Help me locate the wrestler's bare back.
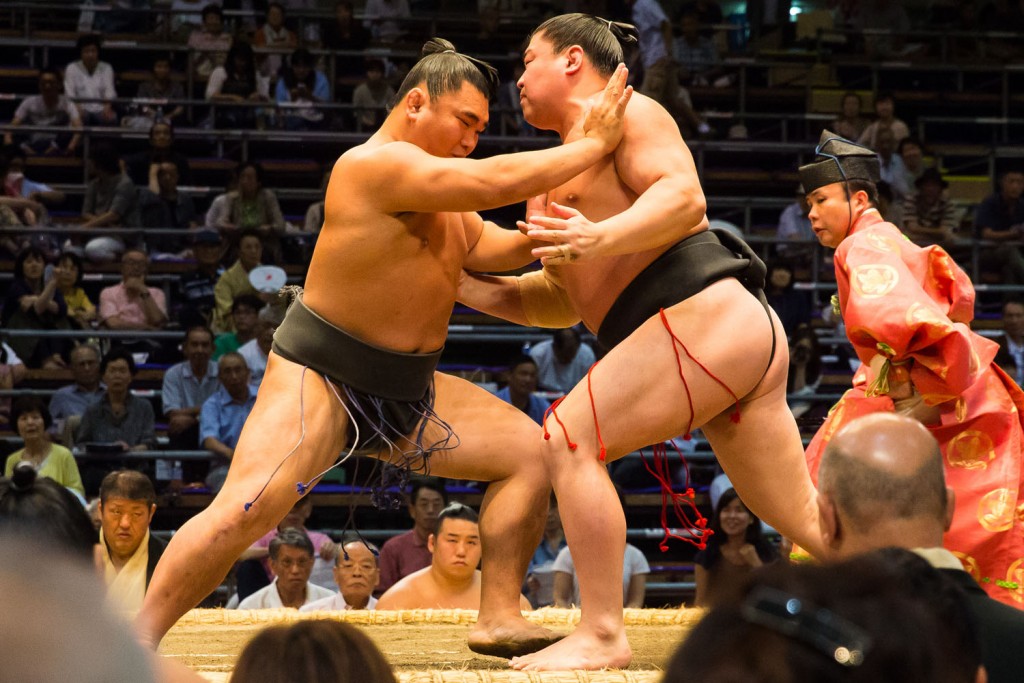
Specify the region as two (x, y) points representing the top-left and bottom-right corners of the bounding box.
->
(543, 94), (709, 331)
(303, 143), (473, 354)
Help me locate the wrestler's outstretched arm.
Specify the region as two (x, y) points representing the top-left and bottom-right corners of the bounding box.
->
(525, 94), (707, 264)
(356, 67), (631, 215)
(458, 268), (580, 329)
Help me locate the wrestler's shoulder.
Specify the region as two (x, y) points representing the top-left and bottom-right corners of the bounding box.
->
(336, 139), (425, 169)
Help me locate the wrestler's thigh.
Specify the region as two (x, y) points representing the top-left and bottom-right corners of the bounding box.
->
(553, 279), (775, 460)
(410, 372), (545, 482)
(216, 352), (349, 504)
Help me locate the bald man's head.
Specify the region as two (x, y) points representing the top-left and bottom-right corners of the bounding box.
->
(820, 413), (948, 537)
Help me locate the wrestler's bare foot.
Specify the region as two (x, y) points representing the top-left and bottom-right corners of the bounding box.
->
(509, 624), (631, 671)
(468, 616), (566, 658)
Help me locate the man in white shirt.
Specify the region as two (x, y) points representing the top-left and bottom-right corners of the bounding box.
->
(301, 539), (380, 611)
(238, 305), (282, 387)
(64, 34), (118, 126)
(529, 328), (596, 394)
(236, 528), (335, 609)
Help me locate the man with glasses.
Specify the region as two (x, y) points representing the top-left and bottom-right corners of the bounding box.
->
(235, 527), (334, 609)
(98, 248), (168, 331)
(49, 344), (104, 441)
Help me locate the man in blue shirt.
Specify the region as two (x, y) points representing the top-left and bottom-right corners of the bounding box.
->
(49, 344), (103, 441)
(162, 325), (219, 483)
(495, 355), (550, 426)
(200, 352), (257, 491)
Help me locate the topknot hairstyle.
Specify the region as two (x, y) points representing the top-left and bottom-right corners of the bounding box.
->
(395, 38), (499, 102)
(531, 14), (637, 75)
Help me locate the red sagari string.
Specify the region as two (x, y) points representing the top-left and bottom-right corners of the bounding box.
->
(542, 396), (577, 450)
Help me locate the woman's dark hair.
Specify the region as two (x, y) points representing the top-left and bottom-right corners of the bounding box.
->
(699, 488), (774, 569)
(58, 251), (86, 288)
(225, 41), (258, 86)
(100, 346), (137, 376)
(395, 38), (499, 102)
(284, 48), (316, 90)
(202, 3), (223, 20)
(76, 33), (102, 54)
(0, 464), (97, 560)
(11, 396), (53, 430)
(237, 161), (265, 186)
(13, 245), (46, 283)
(530, 14), (638, 76)
(230, 620), (397, 683)
(149, 119), (174, 142)
(788, 323), (822, 391)
(89, 143), (122, 176)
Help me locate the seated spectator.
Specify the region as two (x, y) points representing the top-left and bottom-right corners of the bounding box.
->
(553, 539), (649, 608)
(377, 478), (447, 593)
(0, 339), (27, 425)
(679, 0), (723, 37)
(673, 11), (722, 86)
(664, 551), (985, 683)
(765, 261), (812, 340)
(170, 0), (206, 41)
(974, 169), (1024, 285)
(214, 293), (262, 357)
(301, 538), (380, 611)
(236, 528), (336, 609)
(239, 303), (282, 386)
(4, 397), (84, 497)
(852, 0), (913, 59)
(494, 355), (549, 425)
(525, 495), (565, 608)
(124, 120), (193, 186)
(212, 230), (263, 333)
(80, 145), (139, 261)
(254, 2), (298, 80)
(204, 167), (238, 232)
(320, 0), (370, 83)
(178, 229), (225, 329)
(188, 3), (232, 80)
(229, 620), (396, 683)
(3, 246), (73, 369)
(161, 326), (219, 465)
(199, 352), (256, 491)
(875, 179), (904, 229)
(529, 327), (596, 394)
(53, 252), (97, 329)
(98, 249), (168, 331)
(206, 41), (270, 130)
(64, 34), (118, 127)
(353, 59), (395, 132)
(362, 0), (411, 43)
(210, 163), (285, 262)
(133, 56), (186, 125)
(902, 167), (957, 248)
(775, 184), (814, 256)
(897, 136), (929, 189)
(874, 126), (910, 201)
(994, 299), (1024, 386)
(551, 486), (648, 609)
(830, 91), (869, 142)
(857, 91), (910, 149)
(3, 68), (82, 156)
(240, 495), (338, 596)
(138, 162), (199, 256)
(76, 347), (156, 458)
(816, 412), (1024, 682)
(97, 470), (166, 616)
(378, 503), (530, 610)
(787, 322), (823, 407)
(48, 343), (104, 440)
(693, 487), (778, 607)
(2, 144), (65, 232)
(276, 48), (330, 131)
(303, 170), (329, 235)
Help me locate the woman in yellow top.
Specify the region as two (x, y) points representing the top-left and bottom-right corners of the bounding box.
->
(55, 251), (96, 328)
(4, 397), (84, 496)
